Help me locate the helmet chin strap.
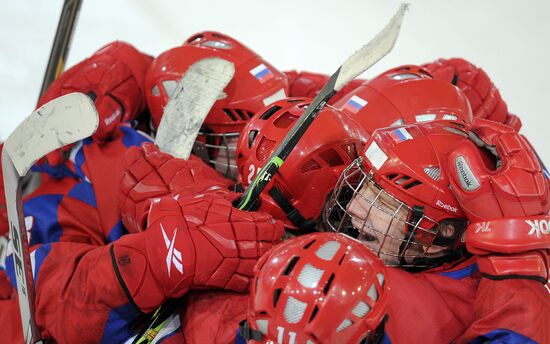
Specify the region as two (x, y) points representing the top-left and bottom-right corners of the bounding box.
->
(269, 186), (317, 230)
(398, 205), (424, 267)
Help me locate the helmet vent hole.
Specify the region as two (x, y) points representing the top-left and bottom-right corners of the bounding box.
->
(387, 174), (398, 180)
(315, 241), (341, 261)
(377, 272), (385, 286)
(259, 105), (281, 120)
(186, 34), (204, 44)
(273, 112), (297, 129)
(336, 319), (353, 332)
(297, 264), (325, 288)
(320, 149), (345, 167)
(256, 136), (276, 161)
(338, 254), (346, 265)
(367, 284), (379, 302)
(352, 301), (371, 318)
(273, 288), (282, 307)
(273, 179), (294, 201)
(283, 256), (300, 276)
(235, 109), (248, 121)
(309, 305), (319, 322)
(423, 167), (441, 180)
(403, 180), (422, 190)
(212, 32), (227, 39)
(394, 176), (410, 185)
(323, 273), (335, 295)
(283, 296), (308, 324)
(303, 240), (316, 249)
(223, 109), (238, 121)
(415, 114), (437, 123)
(442, 114), (458, 120)
(248, 130), (258, 149)
(300, 159), (321, 173)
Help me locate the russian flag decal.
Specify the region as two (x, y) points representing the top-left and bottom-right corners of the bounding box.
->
(343, 95), (368, 114)
(250, 63), (274, 83)
(388, 127), (413, 143)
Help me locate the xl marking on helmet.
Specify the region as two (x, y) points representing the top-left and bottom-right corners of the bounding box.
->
(474, 222), (491, 233)
(455, 156), (480, 191)
(526, 219), (550, 238)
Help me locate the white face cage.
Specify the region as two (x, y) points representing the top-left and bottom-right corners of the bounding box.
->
(193, 131), (239, 180)
(323, 157), (445, 268)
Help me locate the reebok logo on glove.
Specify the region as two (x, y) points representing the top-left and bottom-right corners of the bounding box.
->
(526, 219), (550, 239)
(455, 156), (480, 191)
(161, 223), (183, 276)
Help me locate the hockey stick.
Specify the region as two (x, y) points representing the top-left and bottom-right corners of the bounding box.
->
(3, 93), (98, 344)
(238, 3), (408, 211)
(131, 58), (234, 344)
(154, 57), (235, 159)
(38, 0), (83, 100)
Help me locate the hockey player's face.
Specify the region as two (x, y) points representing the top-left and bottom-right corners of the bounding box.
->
(346, 180), (425, 265)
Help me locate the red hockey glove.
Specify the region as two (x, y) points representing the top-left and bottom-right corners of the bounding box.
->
(119, 142), (233, 233)
(284, 70), (365, 104)
(446, 118), (550, 282)
(38, 41), (152, 165)
(112, 195), (284, 313)
(423, 58), (521, 131)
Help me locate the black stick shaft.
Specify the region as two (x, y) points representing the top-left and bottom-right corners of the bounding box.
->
(38, 0), (83, 101)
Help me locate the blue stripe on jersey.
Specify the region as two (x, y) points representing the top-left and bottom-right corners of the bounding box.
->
(436, 262), (478, 280)
(5, 253), (16, 289)
(106, 220), (128, 243)
(380, 332), (392, 344)
(68, 180), (97, 208)
(31, 162), (79, 179)
(24, 194), (65, 245)
(32, 243), (52, 284)
(71, 138), (92, 179)
(234, 329), (246, 344)
(120, 126), (152, 148)
(99, 303), (142, 344)
(469, 328), (536, 344)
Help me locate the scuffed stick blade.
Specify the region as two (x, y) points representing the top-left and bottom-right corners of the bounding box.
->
(336, 3), (408, 90)
(4, 92), (99, 176)
(154, 57), (235, 160)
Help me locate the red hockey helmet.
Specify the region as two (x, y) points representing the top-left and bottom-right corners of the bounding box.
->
(243, 232), (389, 344)
(236, 98), (369, 230)
(334, 64), (473, 134)
(145, 31), (288, 178)
(324, 120), (470, 268)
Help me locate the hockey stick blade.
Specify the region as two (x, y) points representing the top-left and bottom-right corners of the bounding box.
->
(5, 92), (99, 176)
(154, 57), (235, 160)
(3, 92), (98, 343)
(132, 58), (234, 344)
(238, 4), (408, 210)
